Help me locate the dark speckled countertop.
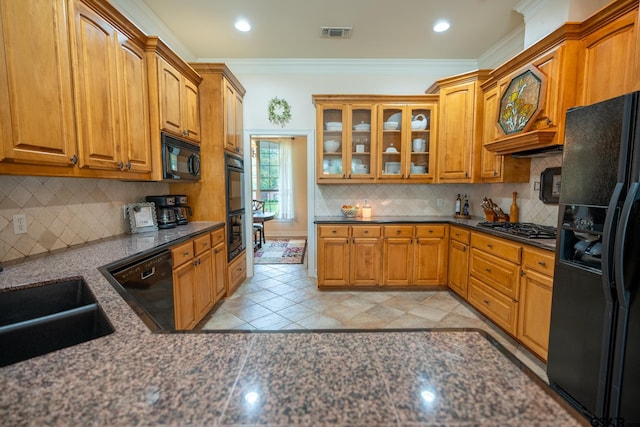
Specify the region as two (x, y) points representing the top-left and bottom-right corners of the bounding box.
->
(0, 221), (585, 426)
(314, 215), (557, 251)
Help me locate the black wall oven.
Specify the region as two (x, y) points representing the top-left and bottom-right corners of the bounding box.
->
(225, 153), (245, 261)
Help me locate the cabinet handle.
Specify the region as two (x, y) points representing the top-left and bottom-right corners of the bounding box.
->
(346, 239), (349, 244)
(118, 161), (124, 170)
(493, 171), (497, 177)
(487, 244), (493, 249)
(364, 230), (368, 234)
(126, 161), (132, 170)
(331, 230), (337, 234)
(538, 261), (546, 267)
(70, 155), (78, 165)
(428, 230), (434, 233)
(347, 173), (351, 179)
(342, 174), (346, 179)
(483, 299), (490, 305)
(396, 230), (401, 234)
(521, 270), (526, 277)
(485, 268), (492, 273)
(462, 246), (466, 252)
(455, 232), (460, 236)
(183, 251), (190, 256)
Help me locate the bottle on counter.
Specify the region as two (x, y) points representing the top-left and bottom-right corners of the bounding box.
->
(510, 192), (519, 223)
(463, 195), (470, 216)
(455, 193), (462, 215)
(362, 199), (372, 219)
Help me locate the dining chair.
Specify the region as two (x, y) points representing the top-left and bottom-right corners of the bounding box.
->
(252, 199), (266, 249)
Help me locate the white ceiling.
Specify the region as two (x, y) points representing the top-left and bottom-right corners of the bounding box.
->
(138, 0), (525, 60)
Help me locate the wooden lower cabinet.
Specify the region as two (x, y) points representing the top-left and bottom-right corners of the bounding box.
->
(414, 225), (449, 285)
(448, 226), (470, 298)
(227, 251), (247, 296)
(517, 247), (555, 361)
(317, 223), (448, 287)
(468, 276), (518, 335)
(171, 228), (226, 330)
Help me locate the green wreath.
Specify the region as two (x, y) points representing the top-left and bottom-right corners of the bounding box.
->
(268, 97), (291, 127)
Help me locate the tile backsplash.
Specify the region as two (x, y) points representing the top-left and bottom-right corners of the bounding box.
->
(315, 156), (563, 226)
(0, 176), (168, 263)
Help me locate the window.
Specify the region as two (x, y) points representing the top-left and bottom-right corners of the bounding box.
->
(251, 138), (294, 220)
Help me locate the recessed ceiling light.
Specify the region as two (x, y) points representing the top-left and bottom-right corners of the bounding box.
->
(433, 20), (450, 33)
(235, 19), (251, 32)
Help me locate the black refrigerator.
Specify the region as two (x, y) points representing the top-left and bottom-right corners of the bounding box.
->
(547, 91), (640, 427)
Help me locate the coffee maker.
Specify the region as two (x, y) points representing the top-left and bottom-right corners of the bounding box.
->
(145, 195), (177, 229)
(172, 195), (193, 225)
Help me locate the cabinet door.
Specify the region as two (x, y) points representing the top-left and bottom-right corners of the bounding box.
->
(158, 58), (184, 136)
(71, 1), (120, 170)
(317, 104), (346, 180)
(348, 104), (375, 181)
(224, 79), (239, 153)
(518, 268), (553, 361)
(406, 104), (436, 182)
(414, 227), (448, 286)
(480, 86), (502, 180)
(234, 91), (243, 154)
(0, 0), (77, 166)
(118, 38), (151, 173)
(212, 241), (227, 301)
(194, 249), (214, 321)
(579, 9), (638, 105)
(173, 260), (196, 330)
(382, 237), (413, 285)
(448, 240), (469, 298)
(438, 81), (475, 181)
(350, 237), (381, 285)
(317, 237), (350, 286)
(184, 78), (201, 142)
(378, 105), (405, 181)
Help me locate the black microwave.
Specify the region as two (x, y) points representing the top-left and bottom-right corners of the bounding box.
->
(161, 133), (201, 181)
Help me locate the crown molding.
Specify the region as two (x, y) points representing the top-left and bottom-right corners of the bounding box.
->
(192, 58), (478, 75)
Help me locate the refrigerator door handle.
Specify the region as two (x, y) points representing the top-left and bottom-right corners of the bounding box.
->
(602, 182), (625, 302)
(614, 181), (640, 296)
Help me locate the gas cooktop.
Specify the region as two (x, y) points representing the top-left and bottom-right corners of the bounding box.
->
(476, 222), (557, 239)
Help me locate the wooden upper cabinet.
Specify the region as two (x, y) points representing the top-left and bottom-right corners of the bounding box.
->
(479, 84), (530, 183)
(70, 0), (151, 173)
(432, 70), (490, 183)
(224, 78), (243, 154)
(0, 0), (77, 167)
(158, 57), (201, 143)
(71, 2), (119, 171)
(118, 38), (152, 173)
(578, 8), (638, 105)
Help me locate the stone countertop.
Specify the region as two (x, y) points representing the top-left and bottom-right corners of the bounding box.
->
(314, 215), (557, 251)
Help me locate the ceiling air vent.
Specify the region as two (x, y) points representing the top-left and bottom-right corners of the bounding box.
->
(320, 26), (352, 38)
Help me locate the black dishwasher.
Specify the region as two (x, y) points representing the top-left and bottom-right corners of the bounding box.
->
(109, 250), (175, 331)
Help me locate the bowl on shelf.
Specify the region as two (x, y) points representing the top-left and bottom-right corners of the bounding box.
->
(383, 121), (399, 130)
(341, 206), (359, 217)
(353, 123), (371, 131)
(323, 140), (340, 152)
(325, 122), (342, 131)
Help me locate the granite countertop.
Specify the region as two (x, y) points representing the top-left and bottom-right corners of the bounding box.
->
(314, 215), (557, 251)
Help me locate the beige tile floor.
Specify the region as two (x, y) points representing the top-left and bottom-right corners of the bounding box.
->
(198, 257), (548, 382)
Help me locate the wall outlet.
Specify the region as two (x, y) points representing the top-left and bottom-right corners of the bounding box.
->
(13, 213), (27, 235)
(436, 198), (444, 207)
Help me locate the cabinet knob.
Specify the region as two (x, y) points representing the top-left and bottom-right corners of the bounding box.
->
(118, 161), (124, 170)
(126, 161), (132, 170)
(70, 155), (78, 165)
(487, 244), (493, 249)
(462, 246), (466, 252)
(485, 268), (492, 273)
(483, 299), (490, 305)
(493, 171), (497, 177)
(428, 230), (434, 233)
(331, 230), (336, 234)
(364, 230), (368, 234)
(538, 261), (546, 267)
(396, 229), (401, 234)
(183, 251), (190, 256)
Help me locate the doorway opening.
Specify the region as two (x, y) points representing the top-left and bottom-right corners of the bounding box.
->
(249, 135), (308, 247)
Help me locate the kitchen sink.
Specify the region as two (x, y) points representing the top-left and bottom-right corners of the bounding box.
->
(0, 277), (114, 367)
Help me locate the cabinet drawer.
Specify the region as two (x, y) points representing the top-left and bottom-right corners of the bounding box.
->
(318, 225), (349, 238)
(470, 248), (520, 300)
(415, 224), (447, 238)
(450, 226), (470, 244)
(211, 228), (225, 247)
(383, 225), (413, 238)
(468, 276), (518, 335)
(522, 246), (555, 277)
(352, 225), (381, 238)
(172, 240), (194, 267)
(471, 232), (521, 263)
(194, 234), (211, 255)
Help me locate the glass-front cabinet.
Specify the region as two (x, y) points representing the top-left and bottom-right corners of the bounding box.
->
(378, 104), (436, 182)
(316, 102), (376, 183)
(313, 95), (438, 184)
